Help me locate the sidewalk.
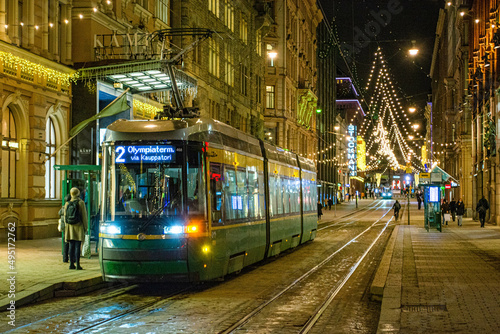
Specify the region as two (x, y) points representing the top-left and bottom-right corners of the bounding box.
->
(0, 238), (104, 310)
(373, 200), (500, 333)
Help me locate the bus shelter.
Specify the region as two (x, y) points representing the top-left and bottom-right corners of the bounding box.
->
(419, 167), (459, 232)
(54, 165), (101, 256)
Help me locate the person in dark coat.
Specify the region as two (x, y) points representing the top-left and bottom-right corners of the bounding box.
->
(441, 199), (450, 225)
(476, 196), (489, 228)
(416, 192), (422, 210)
(317, 201), (323, 219)
(449, 198), (457, 222)
(58, 194), (72, 263)
(64, 187), (88, 270)
(393, 200), (401, 221)
(456, 198), (465, 227)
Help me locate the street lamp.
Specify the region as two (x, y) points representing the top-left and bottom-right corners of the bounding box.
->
(409, 39), (419, 56)
(409, 107), (416, 113)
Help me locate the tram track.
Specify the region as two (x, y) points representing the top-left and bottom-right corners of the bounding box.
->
(318, 200), (388, 231)
(219, 206), (393, 334)
(6, 203), (394, 334)
(71, 285), (193, 333)
(2, 284), (193, 334)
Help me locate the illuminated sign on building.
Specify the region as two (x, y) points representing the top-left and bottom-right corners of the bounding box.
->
(115, 145), (176, 163)
(347, 124), (357, 176)
(357, 136), (366, 171)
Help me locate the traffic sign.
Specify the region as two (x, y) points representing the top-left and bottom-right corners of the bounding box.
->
(420, 172), (430, 179)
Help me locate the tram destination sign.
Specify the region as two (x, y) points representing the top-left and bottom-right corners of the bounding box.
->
(115, 145), (176, 163)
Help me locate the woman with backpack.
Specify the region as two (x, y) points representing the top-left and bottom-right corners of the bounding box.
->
(64, 187), (88, 270)
(58, 194), (72, 263)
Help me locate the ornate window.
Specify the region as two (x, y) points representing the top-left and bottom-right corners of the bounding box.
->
(209, 39), (219, 77)
(208, 0), (219, 17)
(266, 85), (275, 109)
(45, 118), (56, 198)
(156, 0), (170, 24)
(1, 108), (17, 198)
(224, 0), (234, 31)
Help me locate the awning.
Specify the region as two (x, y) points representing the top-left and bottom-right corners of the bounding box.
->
(430, 166), (460, 185)
(78, 60), (197, 94)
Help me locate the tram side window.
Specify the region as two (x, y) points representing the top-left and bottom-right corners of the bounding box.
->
(258, 171), (265, 218)
(224, 165), (238, 220)
(268, 174), (276, 217)
(236, 167), (249, 219)
(248, 168), (258, 219)
(276, 174), (283, 215)
(290, 178), (300, 213)
(311, 178), (318, 206)
(187, 149), (206, 217)
(302, 178), (311, 212)
(283, 177), (290, 214)
(210, 163), (223, 224)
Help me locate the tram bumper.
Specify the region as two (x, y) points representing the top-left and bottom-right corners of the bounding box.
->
(99, 238), (198, 282)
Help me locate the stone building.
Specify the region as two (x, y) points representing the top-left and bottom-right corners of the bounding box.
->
(316, 20), (337, 202)
(0, 0), (325, 239)
(430, 2), (473, 216)
(0, 0), (73, 239)
(262, 0), (322, 157)
(467, 0), (500, 224)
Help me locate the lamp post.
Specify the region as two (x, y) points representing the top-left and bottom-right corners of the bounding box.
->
(408, 185), (410, 225)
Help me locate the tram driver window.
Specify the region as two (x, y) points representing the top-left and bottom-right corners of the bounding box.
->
(187, 148), (206, 217)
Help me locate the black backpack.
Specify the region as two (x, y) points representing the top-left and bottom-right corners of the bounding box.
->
(65, 200), (80, 224)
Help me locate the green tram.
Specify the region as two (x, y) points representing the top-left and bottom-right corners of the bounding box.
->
(99, 118), (317, 282)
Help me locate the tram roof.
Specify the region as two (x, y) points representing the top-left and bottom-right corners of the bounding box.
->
(105, 117), (315, 172)
(105, 117), (261, 149)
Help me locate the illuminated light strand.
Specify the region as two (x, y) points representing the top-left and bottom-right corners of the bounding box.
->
(0, 51), (78, 87)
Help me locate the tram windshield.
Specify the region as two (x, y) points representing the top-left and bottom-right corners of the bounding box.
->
(102, 142), (206, 222)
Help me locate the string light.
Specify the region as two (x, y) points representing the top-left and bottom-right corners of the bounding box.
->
(359, 47), (425, 171)
(0, 51), (78, 88)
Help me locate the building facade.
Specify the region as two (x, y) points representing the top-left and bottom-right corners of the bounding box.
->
(430, 3), (473, 215)
(468, 0), (500, 224)
(0, 0), (73, 239)
(0, 0), (326, 239)
(316, 20), (337, 202)
(262, 0), (322, 157)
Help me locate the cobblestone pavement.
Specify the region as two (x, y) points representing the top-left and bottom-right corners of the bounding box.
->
(378, 202), (500, 334)
(0, 199), (388, 333)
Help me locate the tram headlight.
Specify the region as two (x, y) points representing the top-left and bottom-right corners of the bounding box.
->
(164, 225), (199, 234)
(164, 225), (183, 234)
(100, 224), (121, 235)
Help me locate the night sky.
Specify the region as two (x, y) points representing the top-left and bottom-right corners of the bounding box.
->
(318, 0), (443, 110)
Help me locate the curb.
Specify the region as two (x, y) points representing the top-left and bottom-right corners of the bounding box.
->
(370, 225), (399, 301)
(376, 225), (406, 334)
(0, 274), (106, 311)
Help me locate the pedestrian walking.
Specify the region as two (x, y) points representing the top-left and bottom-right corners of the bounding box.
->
(393, 200), (401, 221)
(456, 198), (465, 227)
(416, 192), (422, 210)
(58, 194), (72, 263)
(64, 187), (88, 270)
(328, 198), (333, 210)
(476, 196), (489, 228)
(317, 201), (323, 219)
(450, 198), (456, 222)
(441, 199), (450, 225)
